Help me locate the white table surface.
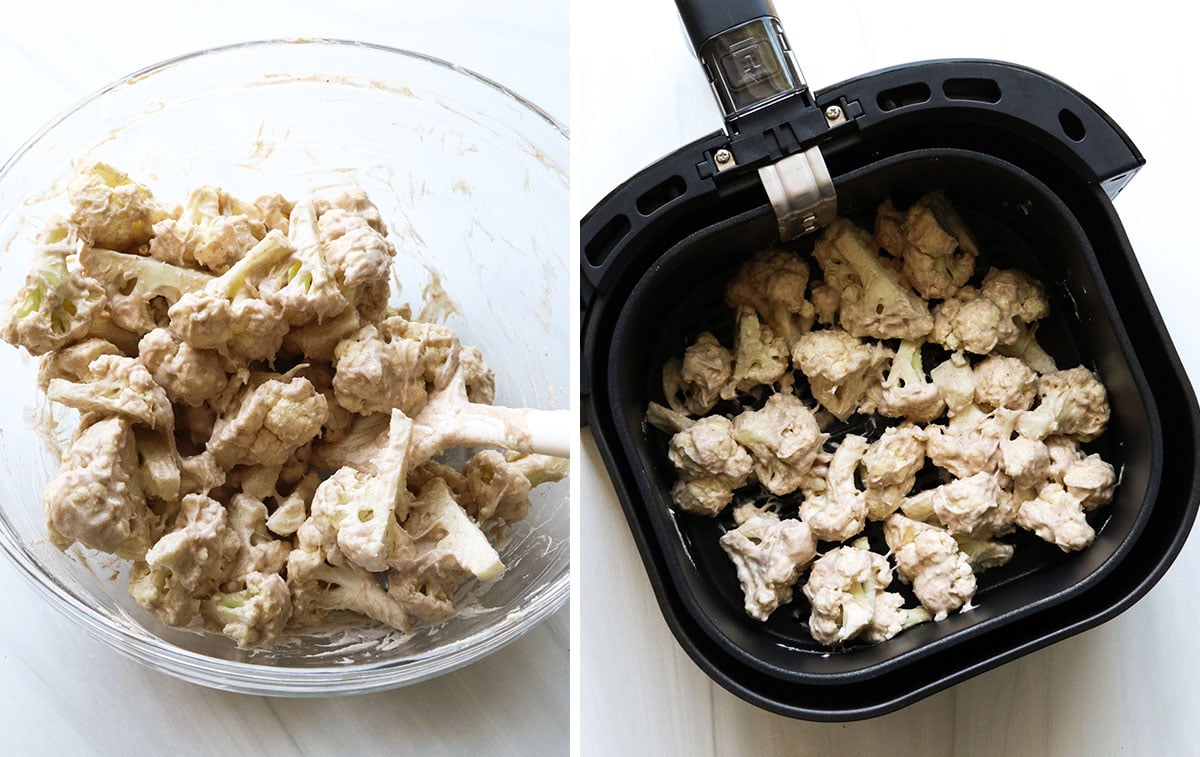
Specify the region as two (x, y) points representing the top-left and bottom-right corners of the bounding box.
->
(578, 0), (1200, 753)
(0, 2), (567, 755)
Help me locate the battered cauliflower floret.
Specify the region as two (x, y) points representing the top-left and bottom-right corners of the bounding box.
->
(973, 354), (1038, 411)
(138, 328), (228, 407)
(875, 340), (946, 424)
(314, 187), (386, 232)
(206, 375), (328, 469)
(862, 424), (927, 521)
(79, 246), (214, 334)
(929, 352), (976, 416)
(929, 471), (1016, 539)
(128, 493), (241, 626)
(0, 218), (105, 355)
(797, 434), (869, 542)
(731, 393), (824, 496)
(458, 346), (495, 406)
(666, 415), (753, 516)
(925, 406), (1021, 479)
(663, 332), (733, 416)
(148, 185), (267, 274)
(1061, 453), (1117, 509)
(875, 192), (978, 300)
(980, 267), (1050, 325)
(201, 571), (292, 649)
(253, 193), (294, 235)
(930, 267), (1049, 355)
(43, 416), (154, 560)
(45, 354), (173, 431)
(317, 207), (396, 322)
(884, 514), (976, 621)
(809, 282), (840, 326)
(792, 328), (891, 421)
(391, 477), (505, 583)
(724, 249), (816, 347)
(332, 316), (460, 415)
(167, 231), (292, 362)
(1016, 483), (1096, 551)
(996, 320), (1059, 375)
(723, 307), (789, 397)
(255, 197), (349, 326)
(811, 218), (933, 341)
(225, 493), (291, 579)
(803, 539), (927, 645)
(1000, 434), (1052, 492)
(954, 535), (1015, 572)
(719, 504), (817, 620)
(1016, 366), (1111, 442)
(67, 161), (169, 251)
(460, 450), (569, 526)
(37, 337), (121, 388)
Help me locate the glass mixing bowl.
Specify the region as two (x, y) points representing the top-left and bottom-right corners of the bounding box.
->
(0, 39), (568, 695)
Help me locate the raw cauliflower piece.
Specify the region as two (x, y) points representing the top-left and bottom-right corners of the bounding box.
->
(314, 187), (387, 231)
(317, 206), (396, 321)
(138, 328), (228, 407)
(306, 410), (415, 572)
(929, 351), (976, 417)
(929, 471), (1016, 539)
(925, 406), (1021, 479)
(662, 332), (733, 416)
(884, 514), (976, 621)
(460, 450), (569, 525)
(225, 493), (291, 579)
(282, 306), (363, 363)
(167, 230), (292, 362)
(1016, 483), (1097, 551)
(980, 267), (1050, 325)
(148, 185), (267, 273)
(43, 416), (154, 560)
(332, 316), (460, 416)
(0, 218), (105, 355)
(718, 504), (817, 620)
(667, 415), (753, 516)
(797, 434), (869, 542)
(875, 192), (978, 300)
(996, 320), (1059, 375)
(67, 161), (169, 251)
(973, 354), (1038, 411)
(803, 539), (927, 645)
(724, 307), (790, 397)
(792, 328), (891, 421)
(206, 374), (328, 468)
(79, 246), (214, 334)
(45, 354), (173, 431)
(954, 535), (1015, 572)
(1061, 453), (1118, 509)
(256, 197), (349, 325)
(930, 267), (1049, 355)
(875, 340), (946, 424)
(862, 424), (927, 521)
(128, 493), (241, 626)
(1000, 434), (1052, 493)
(1016, 366), (1111, 442)
(724, 249), (816, 347)
(201, 571), (292, 649)
(811, 218), (933, 340)
(37, 337), (122, 388)
(731, 393), (824, 496)
(253, 193), (294, 235)
(392, 477), (505, 583)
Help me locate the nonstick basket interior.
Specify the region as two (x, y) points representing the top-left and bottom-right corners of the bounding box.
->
(606, 148), (1161, 683)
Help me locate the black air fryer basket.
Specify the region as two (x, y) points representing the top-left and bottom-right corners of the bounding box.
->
(580, 0), (1200, 721)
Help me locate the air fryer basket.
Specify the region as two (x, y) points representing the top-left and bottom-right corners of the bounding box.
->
(581, 0), (1200, 720)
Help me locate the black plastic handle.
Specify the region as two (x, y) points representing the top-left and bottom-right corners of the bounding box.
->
(675, 0), (778, 52)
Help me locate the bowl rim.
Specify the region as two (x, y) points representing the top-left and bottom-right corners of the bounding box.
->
(0, 37), (569, 695)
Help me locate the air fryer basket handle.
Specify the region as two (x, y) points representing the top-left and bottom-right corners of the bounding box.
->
(675, 0), (778, 52)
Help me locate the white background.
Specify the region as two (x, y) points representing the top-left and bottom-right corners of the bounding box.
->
(577, 0), (1200, 754)
(0, 2), (567, 755)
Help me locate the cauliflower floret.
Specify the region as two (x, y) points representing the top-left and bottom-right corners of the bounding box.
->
(718, 504), (817, 620)
(724, 249), (815, 347)
(201, 571), (292, 648)
(667, 415), (753, 516)
(954, 535), (1015, 572)
(929, 471), (1016, 539)
(996, 320), (1059, 375)
(305, 410), (415, 572)
(925, 406), (1020, 479)
(731, 393), (824, 496)
(79, 246), (214, 334)
(37, 337), (121, 388)
(973, 354), (1037, 411)
(797, 434), (869, 541)
(460, 450), (569, 526)
(803, 539), (925, 645)
(980, 267), (1050, 325)
(0, 218), (105, 355)
(458, 346), (495, 406)
(875, 192), (978, 300)
(254, 197), (349, 326)
(317, 207), (396, 322)
(899, 488), (938, 523)
(811, 218), (932, 340)
(253, 193), (294, 235)
(1062, 453), (1117, 509)
(875, 340), (946, 424)
(225, 493), (291, 579)
(862, 424), (927, 521)
(332, 316), (461, 415)
(282, 306), (363, 363)
(314, 187), (386, 232)
(1016, 483), (1096, 551)
(392, 477), (504, 583)
(663, 332), (733, 416)
(929, 352), (976, 417)
(45, 354), (173, 431)
(1000, 434), (1052, 492)
(167, 230), (292, 362)
(206, 375), (328, 468)
(67, 162), (169, 251)
(128, 493), (241, 626)
(930, 267), (1049, 355)
(43, 416), (154, 559)
(792, 328), (891, 421)
(723, 307), (789, 397)
(148, 185), (267, 274)
(809, 282), (840, 326)
(137, 328), (228, 407)
(884, 514), (976, 620)
(1016, 366), (1111, 442)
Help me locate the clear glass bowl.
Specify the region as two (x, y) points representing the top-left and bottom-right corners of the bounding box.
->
(0, 39), (568, 695)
